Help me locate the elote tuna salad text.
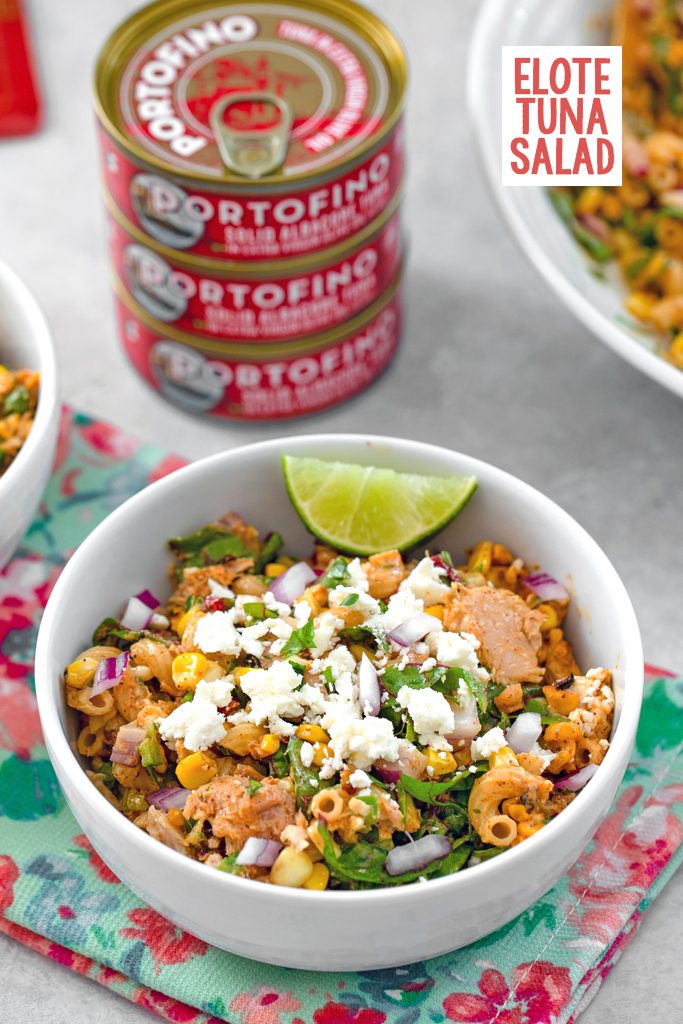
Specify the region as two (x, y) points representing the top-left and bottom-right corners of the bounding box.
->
(65, 514), (614, 890)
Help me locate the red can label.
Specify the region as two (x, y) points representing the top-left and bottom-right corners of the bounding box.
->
(108, 207), (401, 342)
(115, 287), (401, 420)
(98, 118), (404, 261)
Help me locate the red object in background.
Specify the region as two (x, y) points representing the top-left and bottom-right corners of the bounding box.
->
(0, 0), (42, 136)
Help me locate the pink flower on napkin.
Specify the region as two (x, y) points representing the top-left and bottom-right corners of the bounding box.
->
(0, 856), (18, 914)
(443, 961), (571, 1024)
(230, 988), (301, 1024)
(120, 907), (207, 967)
(79, 421), (141, 460)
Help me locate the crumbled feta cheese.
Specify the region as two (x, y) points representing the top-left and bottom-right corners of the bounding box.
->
(300, 741), (315, 767)
(312, 611), (343, 656)
(239, 620), (270, 658)
(323, 708), (399, 769)
(208, 578), (234, 600)
(293, 600), (312, 627)
(430, 630), (488, 682)
(263, 590), (292, 617)
(328, 586), (381, 617)
(267, 617), (294, 654)
(194, 676), (234, 707)
(400, 556), (450, 606)
(422, 657), (437, 671)
(237, 661), (328, 736)
(396, 686), (455, 750)
(159, 698), (226, 751)
(348, 768), (372, 789)
(312, 646), (357, 703)
(380, 589), (425, 634)
(527, 741), (556, 770)
(194, 611), (241, 656)
(346, 558), (370, 592)
(470, 726), (507, 761)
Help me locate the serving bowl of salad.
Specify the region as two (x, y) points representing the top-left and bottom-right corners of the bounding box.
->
(0, 262), (59, 568)
(35, 435), (642, 970)
(469, 0), (683, 400)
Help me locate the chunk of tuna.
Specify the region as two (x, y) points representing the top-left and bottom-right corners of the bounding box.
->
(444, 584), (545, 684)
(183, 775), (296, 852)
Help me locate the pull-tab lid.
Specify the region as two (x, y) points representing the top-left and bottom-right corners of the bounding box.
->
(210, 91), (293, 178)
(96, 0), (407, 184)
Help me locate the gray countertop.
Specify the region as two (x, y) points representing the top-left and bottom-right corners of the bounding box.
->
(1, 0), (681, 1020)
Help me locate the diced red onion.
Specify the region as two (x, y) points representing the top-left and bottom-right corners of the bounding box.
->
(385, 834), (451, 876)
(578, 212), (610, 243)
(445, 688), (481, 743)
(146, 786), (190, 810)
(136, 589), (160, 610)
(149, 612), (169, 630)
(373, 763), (402, 783)
(92, 651), (129, 696)
(623, 131), (649, 177)
(388, 613), (439, 647)
(359, 653), (381, 716)
(506, 712), (542, 754)
(110, 723), (145, 766)
(121, 596), (153, 631)
(430, 555), (460, 583)
(555, 762), (599, 792)
(266, 562), (316, 606)
(236, 837), (283, 868)
(524, 572), (569, 603)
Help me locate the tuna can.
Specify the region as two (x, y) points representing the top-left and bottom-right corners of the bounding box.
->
(106, 194), (402, 342)
(113, 270), (402, 419)
(94, 0), (407, 262)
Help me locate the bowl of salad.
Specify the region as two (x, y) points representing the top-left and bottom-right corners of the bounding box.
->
(0, 262), (59, 568)
(469, 0), (683, 400)
(35, 435), (642, 970)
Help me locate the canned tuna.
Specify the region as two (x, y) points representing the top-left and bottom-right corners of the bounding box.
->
(114, 272), (402, 419)
(107, 197), (402, 341)
(95, 0), (407, 262)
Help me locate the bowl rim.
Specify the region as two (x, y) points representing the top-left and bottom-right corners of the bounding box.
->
(0, 261), (59, 501)
(35, 433), (644, 905)
(466, 0), (683, 402)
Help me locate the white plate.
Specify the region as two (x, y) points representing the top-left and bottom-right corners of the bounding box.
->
(468, 0), (683, 400)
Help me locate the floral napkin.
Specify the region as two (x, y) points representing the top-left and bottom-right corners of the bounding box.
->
(1, 408), (682, 1024)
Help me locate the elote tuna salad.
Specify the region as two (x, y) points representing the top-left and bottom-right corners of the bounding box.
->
(65, 514), (614, 889)
(0, 365), (39, 478)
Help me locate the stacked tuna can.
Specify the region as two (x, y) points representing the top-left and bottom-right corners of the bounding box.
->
(94, 0), (407, 420)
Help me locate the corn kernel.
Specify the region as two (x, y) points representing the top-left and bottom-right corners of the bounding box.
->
(278, 555), (296, 567)
(312, 742), (333, 767)
(265, 562), (286, 578)
(296, 723), (329, 744)
(669, 333), (683, 369)
(425, 604), (444, 621)
(489, 746), (518, 769)
(625, 290), (655, 322)
(303, 863), (330, 890)
(426, 747), (457, 777)
(233, 666), (254, 683)
(270, 847), (314, 887)
(172, 609), (193, 637)
(537, 603), (559, 632)
(516, 822), (543, 841)
(172, 652), (208, 691)
(467, 541), (493, 574)
(168, 808), (185, 829)
(176, 752), (217, 789)
(65, 656), (99, 689)
(257, 733), (281, 757)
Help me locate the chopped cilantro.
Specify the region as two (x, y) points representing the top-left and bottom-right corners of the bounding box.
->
(322, 666), (335, 691)
(217, 852), (243, 875)
(246, 778), (263, 797)
(320, 557), (351, 588)
(340, 593), (359, 606)
(2, 384), (30, 415)
(281, 618), (315, 657)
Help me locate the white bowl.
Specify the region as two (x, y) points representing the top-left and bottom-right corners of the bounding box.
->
(35, 435), (643, 971)
(468, 0), (683, 401)
(0, 263), (59, 569)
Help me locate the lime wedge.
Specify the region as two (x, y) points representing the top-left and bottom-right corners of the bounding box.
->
(282, 455), (477, 555)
